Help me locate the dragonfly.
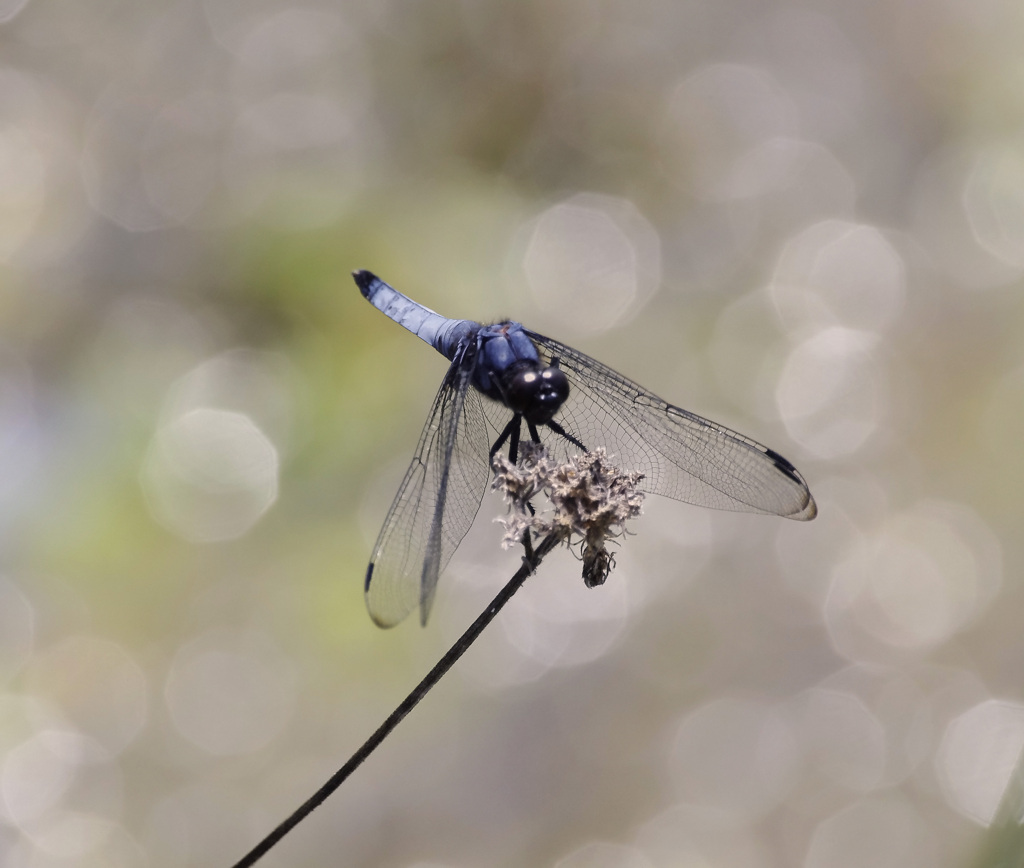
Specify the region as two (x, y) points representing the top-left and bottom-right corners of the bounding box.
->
(355, 270), (816, 628)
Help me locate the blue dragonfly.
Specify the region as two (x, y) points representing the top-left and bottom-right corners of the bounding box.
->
(355, 271), (816, 628)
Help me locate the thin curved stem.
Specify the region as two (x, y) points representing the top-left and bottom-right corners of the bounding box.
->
(231, 531), (563, 868)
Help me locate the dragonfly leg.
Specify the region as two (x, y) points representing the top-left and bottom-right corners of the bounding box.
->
(489, 415), (523, 463)
(545, 419), (586, 452)
(490, 416), (536, 515)
(508, 418), (521, 464)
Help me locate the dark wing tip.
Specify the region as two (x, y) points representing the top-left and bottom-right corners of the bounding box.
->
(352, 269), (379, 298)
(364, 562), (401, 629)
(764, 446), (801, 484)
(764, 447), (818, 521)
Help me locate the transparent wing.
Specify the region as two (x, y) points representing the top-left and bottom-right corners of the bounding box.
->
(524, 330), (816, 520)
(365, 358), (493, 628)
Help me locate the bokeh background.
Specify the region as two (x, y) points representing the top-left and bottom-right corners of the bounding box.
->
(2, 0), (1024, 866)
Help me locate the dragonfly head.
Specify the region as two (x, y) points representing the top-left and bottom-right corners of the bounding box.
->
(505, 362), (569, 424)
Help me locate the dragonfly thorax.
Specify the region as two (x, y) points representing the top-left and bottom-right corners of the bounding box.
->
(470, 321), (569, 424)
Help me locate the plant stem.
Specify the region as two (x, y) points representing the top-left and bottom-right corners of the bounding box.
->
(231, 531), (563, 868)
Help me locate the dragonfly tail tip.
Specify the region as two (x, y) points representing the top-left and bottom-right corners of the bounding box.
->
(352, 270), (378, 298)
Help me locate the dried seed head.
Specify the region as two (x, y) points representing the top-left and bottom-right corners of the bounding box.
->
(491, 443), (644, 586)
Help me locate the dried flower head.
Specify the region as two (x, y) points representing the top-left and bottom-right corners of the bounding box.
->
(491, 443), (645, 587)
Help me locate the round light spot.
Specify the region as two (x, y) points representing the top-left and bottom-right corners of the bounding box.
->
(718, 137), (856, 210)
(81, 87), (173, 232)
(162, 349), (295, 452)
(636, 803), (771, 868)
(141, 407), (279, 542)
(0, 0), (29, 23)
(936, 699), (1024, 826)
(141, 92), (225, 225)
(824, 501), (1002, 660)
(770, 220), (906, 332)
(23, 812), (146, 865)
(164, 629), (296, 756)
(1, 729), (84, 827)
(806, 795), (933, 868)
(776, 327), (883, 458)
(669, 697), (798, 821)
(810, 664), (934, 788)
(796, 688), (886, 792)
(963, 142), (1024, 268)
(911, 146), (1022, 290)
(663, 64), (798, 201)
(520, 193), (660, 337)
(26, 636), (147, 755)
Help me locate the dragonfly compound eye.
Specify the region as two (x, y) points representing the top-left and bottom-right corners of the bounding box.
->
(507, 365), (569, 424)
